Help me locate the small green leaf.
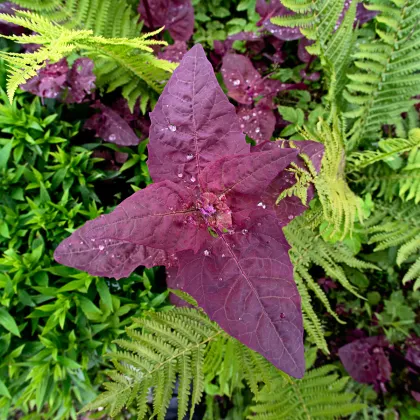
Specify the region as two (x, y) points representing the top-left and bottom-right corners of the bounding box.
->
(97, 279), (113, 311)
(0, 141), (12, 170)
(278, 106), (298, 123)
(0, 378), (11, 398)
(0, 308), (20, 337)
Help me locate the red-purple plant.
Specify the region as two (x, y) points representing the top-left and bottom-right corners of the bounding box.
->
(339, 336), (392, 392)
(85, 102), (140, 146)
(138, 0), (194, 41)
(54, 44), (324, 378)
(21, 57), (96, 103)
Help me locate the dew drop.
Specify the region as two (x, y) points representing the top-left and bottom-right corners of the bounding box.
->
(288, 215), (294, 220)
(233, 79), (240, 86)
(108, 134), (116, 141)
(168, 124), (177, 132)
(240, 124), (245, 129)
(186, 153), (194, 160)
(91, 238), (95, 242)
(239, 317), (242, 321)
(252, 112), (257, 117)
(177, 173), (183, 178)
(203, 250), (210, 256)
(190, 176), (196, 182)
(280, 313), (286, 319)
(257, 202), (266, 209)
(221, 254), (225, 258)
(219, 277), (223, 281)
(255, 127), (260, 133)
(242, 229), (248, 234)
(99, 245), (105, 251)
(80, 241), (83, 244)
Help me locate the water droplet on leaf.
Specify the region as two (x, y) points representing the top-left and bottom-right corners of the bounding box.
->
(186, 153), (193, 160)
(233, 79), (240, 86)
(168, 124), (176, 132)
(99, 245), (105, 251)
(242, 229), (248, 234)
(108, 134), (116, 141)
(203, 250), (210, 256)
(178, 173), (183, 178)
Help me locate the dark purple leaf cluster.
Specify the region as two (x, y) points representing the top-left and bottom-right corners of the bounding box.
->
(21, 58), (96, 103)
(158, 41), (188, 63)
(255, 0), (303, 41)
(138, 0), (194, 41)
(0, 2), (25, 35)
(84, 102), (140, 146)
(54, 44), (325, 378)
(221, 53), (306, 143)
(339, 336), (392, 392)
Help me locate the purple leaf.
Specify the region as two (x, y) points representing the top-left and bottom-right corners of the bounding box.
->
(158, 41), (188, 63)
(0, 2), (25, 36)
(65, 58), (96, 104)
(356, 2), (378, 25)
(55, 44), (324, 378)
(20, 58), (69, 99)
(339, 336), (391, 387)
(55, 241), (168, 280)
(237, 104), (276, 144)
(222, 53), (307, 107)
(298, 38), (315, 64)
(253, 140), (324, 225)
(54, 180), (208, 255)
(221, 53), (260, 105)
(85, 103), (140, 146)
(199, 148), (298, 225)
(138, 0), (194, 41)
(148, 44), (249, 184)
(174, 211), (304, 378)
(255, 0), (303, 41)
(406, 336), (420, 374)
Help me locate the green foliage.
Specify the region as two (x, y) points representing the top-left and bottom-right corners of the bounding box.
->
(193, 0), (260, 46)
(0, 88), (170, 419)
(0, 9), (177, 109)
(84, 307), (364, 419)
(304, 116), (364, 238)
(250, 364), (365, 419)
(285, 213), (376, 352)
(344, 0), (420, 147)
(12, 0), (142, 38)
(366, 200), (420, 289)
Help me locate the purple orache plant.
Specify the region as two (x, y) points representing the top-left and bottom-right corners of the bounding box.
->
(138, 0), (194, 42)
(339, 336), (392, 392)
(54, 44), (324, 378)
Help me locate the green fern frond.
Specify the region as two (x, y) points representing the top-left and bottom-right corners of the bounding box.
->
(349, 129), (420, 204)
(366, 200), (420, 289)
(271, 0), (345, 48)
(0, 9), (176, 109)
(12, 0), (143, 38)
(284, 214), (376, 351)
(82, 308), (223, 420)
(344, 0), (420, 147)
(85, 308), (365, 419)
(347, 128), (420, 170)
(302, 116), (364, 238)
(250, 364), (365, 419)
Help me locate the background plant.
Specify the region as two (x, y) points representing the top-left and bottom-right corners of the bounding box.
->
(0, 0), (419, 418)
